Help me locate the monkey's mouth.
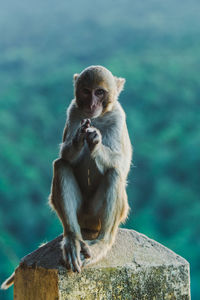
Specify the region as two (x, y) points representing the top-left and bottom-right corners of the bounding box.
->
(84, 108), (103, 118)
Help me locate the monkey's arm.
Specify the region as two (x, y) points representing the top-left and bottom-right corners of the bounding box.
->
(91, 142), (122, 174)
(87, 105), (130, 174)
(60, 134), (83, 163)
(60, 119), (90, 163)
(86, 124), (126, 175)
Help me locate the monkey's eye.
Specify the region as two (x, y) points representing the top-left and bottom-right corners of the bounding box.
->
(95, 89), (105, 96)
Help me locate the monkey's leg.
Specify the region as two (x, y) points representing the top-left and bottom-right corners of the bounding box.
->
(49, 158), (91, 272)
(84, 168), (128, 265)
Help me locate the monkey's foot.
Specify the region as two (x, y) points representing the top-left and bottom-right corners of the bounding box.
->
(61, 236), (91, 273)
(82, 239), (111, 267)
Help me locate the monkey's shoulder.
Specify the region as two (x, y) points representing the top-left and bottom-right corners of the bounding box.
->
(66, 100), (83, 120)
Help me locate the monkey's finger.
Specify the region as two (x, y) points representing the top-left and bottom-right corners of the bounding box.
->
(71, 252), (81, 273)
(81, 118), (87, 125)
(64, 248), (76, 272)
(68, 253), (77, 272)
(80, 241), (91, 258)
(81, 119), (86, 125)
(65, 252), (72, 270)
(80, 252), (85, 261)
(86, 127), (95, 134)
(88, 131), (96, 136)
(85, 119), (91, 127)
(65, 255), (71, 270)
(81, 118), (91, 127)
(81, 123), (91, 134)
(88, 132), (98, 143)
(76, 252), (82, 269)
(62, 245), (71, 269)
(73, 246), (82, 269)
(86, 131), (96, 140)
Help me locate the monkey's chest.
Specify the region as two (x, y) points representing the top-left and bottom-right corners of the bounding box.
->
(73, 150), (103, 196)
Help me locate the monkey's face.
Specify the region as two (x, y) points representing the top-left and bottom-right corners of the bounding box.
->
(76, 85), (108, 118)
(74, 66), (119, 118)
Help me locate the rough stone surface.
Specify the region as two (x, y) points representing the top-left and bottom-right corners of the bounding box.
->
(14, 229), (191, 300)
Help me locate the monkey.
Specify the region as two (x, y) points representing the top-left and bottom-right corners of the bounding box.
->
(1, 65), (132, 289)
(50, 65), (132, 272)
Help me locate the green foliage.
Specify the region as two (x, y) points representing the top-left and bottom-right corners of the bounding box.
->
(0, 0), (200, 299)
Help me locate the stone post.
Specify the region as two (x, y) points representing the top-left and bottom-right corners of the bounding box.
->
(14, 229), (190, 300)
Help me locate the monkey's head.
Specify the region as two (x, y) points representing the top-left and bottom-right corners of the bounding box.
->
(74, 65), (125, 118)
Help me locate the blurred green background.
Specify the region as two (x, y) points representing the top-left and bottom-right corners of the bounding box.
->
(0, 0), (200, 299)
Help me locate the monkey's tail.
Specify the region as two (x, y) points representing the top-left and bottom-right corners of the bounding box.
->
(1, 272), (15, 290)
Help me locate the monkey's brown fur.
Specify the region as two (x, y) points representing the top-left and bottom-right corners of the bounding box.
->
(1, 65), (132, 288)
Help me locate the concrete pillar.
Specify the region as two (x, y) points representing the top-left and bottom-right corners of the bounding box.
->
(14, 229), (191, 300)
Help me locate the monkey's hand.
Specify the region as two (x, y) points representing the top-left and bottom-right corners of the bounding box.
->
(73, 119), (91, 146)
(81, 118), (91, 132)
(86, 127), (102, 152)
(61, 235), (91, 272)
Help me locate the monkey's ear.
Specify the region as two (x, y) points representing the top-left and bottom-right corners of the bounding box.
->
(73, 73), (79, 83)
(115, 77), (126, 94)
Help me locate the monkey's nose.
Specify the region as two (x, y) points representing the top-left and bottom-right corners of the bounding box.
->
(89, 104), (96, 111)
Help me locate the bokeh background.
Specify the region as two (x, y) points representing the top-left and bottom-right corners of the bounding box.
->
(0, 0), (200, 299)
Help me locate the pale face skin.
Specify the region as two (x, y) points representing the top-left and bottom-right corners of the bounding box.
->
(78, 86), (108, 118)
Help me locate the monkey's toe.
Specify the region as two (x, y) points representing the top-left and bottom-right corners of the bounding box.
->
(64, 250), (82, 273)
(61, 237), (83, 273)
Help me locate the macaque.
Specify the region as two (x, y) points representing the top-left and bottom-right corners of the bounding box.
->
(1, 65), (132, 289)
(50, 65), (132, 272)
